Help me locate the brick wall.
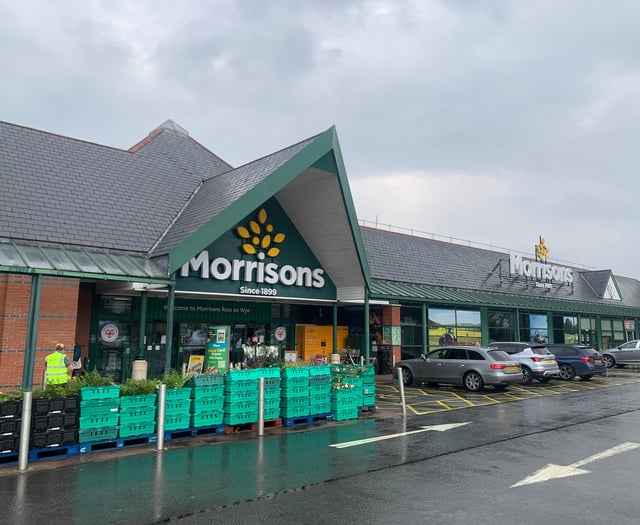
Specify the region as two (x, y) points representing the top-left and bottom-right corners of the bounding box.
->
(0, 274), (80, 391)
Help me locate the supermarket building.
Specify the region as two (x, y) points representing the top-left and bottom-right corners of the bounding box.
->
(2, 119), (640, 391)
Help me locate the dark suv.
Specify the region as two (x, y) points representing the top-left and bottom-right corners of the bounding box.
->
(544, 344), (606, 381)
(488, 342), (560, 384)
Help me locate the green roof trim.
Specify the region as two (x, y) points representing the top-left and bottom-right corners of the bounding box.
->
(369, 280), (640, 317)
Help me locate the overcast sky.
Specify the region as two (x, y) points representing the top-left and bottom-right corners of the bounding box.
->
(2, 1), (639, 278)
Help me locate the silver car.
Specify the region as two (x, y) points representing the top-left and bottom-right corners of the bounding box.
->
(395, 345), (522, 392)
(603, 340), (640, 368)
(488, 342), (560, 384)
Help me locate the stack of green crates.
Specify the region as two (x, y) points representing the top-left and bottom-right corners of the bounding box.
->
(308, 365), (332, 415)
(256, 368), (281, 420)
(361, 365), (376, 408)
(78, 385), (121, 443)
(280, 367), (310, 419)
(118, 393), (157, 438)
(188, 374), (225, 428)
(160, 387), (192, 431)
(223, 369), (259, 425)
(330, 366), (363, 421)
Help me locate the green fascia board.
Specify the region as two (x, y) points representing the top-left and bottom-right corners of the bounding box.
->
(0, 265), (173, 284)
(369, 281), (640, 317)
(168, 126), (370, 283)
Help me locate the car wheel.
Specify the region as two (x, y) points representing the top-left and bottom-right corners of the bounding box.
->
(559, 364), (576, 380)
(537, 377), (551, 383)
(579, 375), (593, 381)
(602, 355), (615, 368)
(400, 367), (413, 386)
(463, 371), (484, 392)
(521, 367), (533, 385)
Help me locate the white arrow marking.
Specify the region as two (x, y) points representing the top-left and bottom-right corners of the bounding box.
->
(511, 442), (640, 488)
(329, 422), (470, 449)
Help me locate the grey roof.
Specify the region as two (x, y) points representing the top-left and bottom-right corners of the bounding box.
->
(0, 120), (231, 254)
(152, 134), (318, 256)
(361, 227), (640, 309)
(579, 270), (612, 297)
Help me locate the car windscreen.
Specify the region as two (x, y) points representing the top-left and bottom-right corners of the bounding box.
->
(532, 347), (551, 355)
(581, 347), (600, 356)
(487, 350), (513, 361)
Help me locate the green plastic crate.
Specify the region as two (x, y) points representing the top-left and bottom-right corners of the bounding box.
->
(163, 398), (191, 414)
(281, 386), (309, 398)
(309, 391), (331, 405)
(309, 374), (331, 386)
(119, 394), (157, 410)
(330, 387), (359, 397)
(163, 413), (190, 431)
(361, 365), (376, 377)
(226, 369), (259, 381)
(362, 394), (376, 407)
(191, 385), (224, 399)
(163, 388), (192, 401)
(224, 400), (258, 413)
(191, 397), (224, 413)
(309, 402), (331, 415)
(280, 405), (309, 418)
(79, 385), (121, 401)
(330, 396), (360, 409)
(79, 413), (120, 430)
(308, 364), (331, 376)
(224, 380), (258, 394)
(341, 377), (363, 388)
(190, 411), (223, 428)
(78, 426), (118, 443)
(263, 396), (280, 409)
(187, 374), (225, 387)
(309, 384), (332, 395)
(80, 398), (120, 416)
(224, 390), (258, 403)
(119, 421), (155, 438)
(119, 407), (156, 425)
(263, 387), (281, 399)
(280, 396), (308, 408)
(332, 407), (359, 421)
(255, 367), (281, 378)
(263, 377), (281, 389)
(223, 410), (258, 425)
(263, 407), (281, 420)
(281, 376), (309, 388)
(281, 367), (309, 378)
(362, 385), (376, 395)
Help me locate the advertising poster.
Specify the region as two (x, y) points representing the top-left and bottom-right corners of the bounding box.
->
(206, 326), (230, 371)
(187, 355), (204, 374)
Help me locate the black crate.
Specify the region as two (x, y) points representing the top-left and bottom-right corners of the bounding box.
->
(0, 418), (21, 435)
(0, 436), (19, 454)
(0, 400), (22, 417)
(33, 396), (78, 416)
(31, 429), (77, 449)
(32, 413), (78, 433)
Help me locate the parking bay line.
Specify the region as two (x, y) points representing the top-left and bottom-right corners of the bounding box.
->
(329, 422), (471, 449)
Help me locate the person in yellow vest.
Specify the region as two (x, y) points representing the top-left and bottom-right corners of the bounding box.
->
(45, 343), (73, 385)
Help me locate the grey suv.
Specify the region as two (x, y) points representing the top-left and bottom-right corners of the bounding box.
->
(488, 342), (560, 384)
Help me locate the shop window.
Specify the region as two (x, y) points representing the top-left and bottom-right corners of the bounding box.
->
(518, 312), (548, 344)
(580, 317), (596, 346)
(488, 310), (514, 343)
(552, 315), (578, 344)
(428, 307), (481, 347)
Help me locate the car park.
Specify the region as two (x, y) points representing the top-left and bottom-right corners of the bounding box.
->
(488, 342), (560, 384)
(394, 345), (522, 392)
(544, 344), (606, 380)
(602, 340), (640, 368)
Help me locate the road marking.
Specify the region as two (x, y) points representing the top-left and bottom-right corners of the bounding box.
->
(511, 442), (640, 487)
(329, 422), (470, 449)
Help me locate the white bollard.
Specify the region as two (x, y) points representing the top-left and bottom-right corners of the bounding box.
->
(18, 391), (32, 471)
(257, 377), (265, 437)
(396, 366), (407, 417)
(156, 384), (166, 450)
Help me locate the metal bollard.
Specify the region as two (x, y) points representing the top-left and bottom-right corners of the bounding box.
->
(156, 384), (166, 451)
(396, 366), (407, 417)
(18, 391), (33, 471)
(257, 377), (265, 437)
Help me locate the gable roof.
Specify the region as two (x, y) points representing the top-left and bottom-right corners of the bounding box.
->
(0, 120), (231, 254)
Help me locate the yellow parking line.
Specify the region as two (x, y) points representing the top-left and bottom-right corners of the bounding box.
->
(448, 391), (475, 407)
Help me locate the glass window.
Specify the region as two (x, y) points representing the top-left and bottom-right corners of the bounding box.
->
(552, 315), (578, 344)
(429, 307), (481, 348)
(580, 317), (596, 346)
(488, 310), (514, 343)
(519, 312), (548, 343)
(601, 318), (625, 349)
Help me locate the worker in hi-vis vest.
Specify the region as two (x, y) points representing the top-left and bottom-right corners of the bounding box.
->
(45, 343), (73, 385)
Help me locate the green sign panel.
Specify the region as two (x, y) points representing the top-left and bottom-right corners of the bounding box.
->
(205, 326), (230, 371)
(177, 198), (336, 301)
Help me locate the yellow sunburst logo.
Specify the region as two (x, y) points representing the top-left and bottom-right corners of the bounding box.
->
(535, 236), (550, 261)
(236, 208), (286, 259)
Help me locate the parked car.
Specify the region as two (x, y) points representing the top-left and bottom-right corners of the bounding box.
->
(394, 345), (522, 392)
(487, 342), (560, 384)
(544, 344), (606, 380)
(602, 340), (640, 368)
